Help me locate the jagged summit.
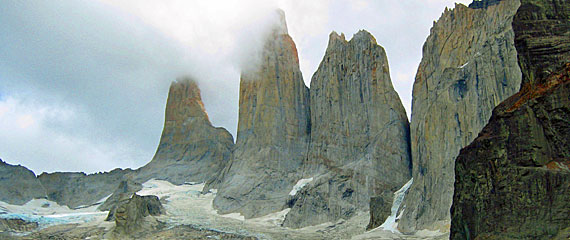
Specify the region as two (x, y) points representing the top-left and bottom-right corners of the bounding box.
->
(283, 29), (411, 228)
(328, 30), (377, 45)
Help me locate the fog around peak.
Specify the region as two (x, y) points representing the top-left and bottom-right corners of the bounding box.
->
(0, 0), (469, 174)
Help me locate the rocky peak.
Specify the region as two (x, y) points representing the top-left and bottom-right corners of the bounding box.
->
(283, 29), (411, 228)
(328, 31), (346, 45)
(133, 77), (234, 185)
(165, 78), (209, 123)
(213, 10), (310, 219)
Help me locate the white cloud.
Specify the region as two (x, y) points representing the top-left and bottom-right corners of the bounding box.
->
(0, 97), (141, 173)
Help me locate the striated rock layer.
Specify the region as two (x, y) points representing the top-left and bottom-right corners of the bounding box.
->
(283, 31), (411, 228)
(0, 159), (46, 205)
(451, 0), (570, 238)
(134, 78), (234, 185)
(213, 10), (311, 218)
(400, 0), (522, 232)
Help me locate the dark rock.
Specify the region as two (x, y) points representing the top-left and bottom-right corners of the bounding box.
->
(0, 159), (46, 205)
(451, 63), (570, 240)
(367, 194), (393, 230)
(469, 0), (503, 9)
(513, 0), (570, 87)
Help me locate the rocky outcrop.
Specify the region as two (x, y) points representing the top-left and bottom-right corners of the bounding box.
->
(37, 168), (130, 209)
(451, 63), (570, 239)
(100, 178), (143, 220)
(134, 78), (234, 186)
(112, 194), (165, 236)
(451, 0), (570, 238)
(400, 0), (522, 232)
(367, 195), (393, 230)
(213, 10), (311, 218)
(282, 31), (411, 228)
(0, 159), (46, 205)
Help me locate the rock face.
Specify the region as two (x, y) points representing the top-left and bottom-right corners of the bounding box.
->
(134, 78), (234, 185)
(282, 31), (411, 228)
(37, 168), (129, 209)
(512, 0), (570, 87)
(0, 159), (46, 205)
(451, 63), (570, 239)
(451, 0), (570, 238)
(213, 10), (311, 218)
(113, 194), (165, 235)
(400, 0), (522, 232)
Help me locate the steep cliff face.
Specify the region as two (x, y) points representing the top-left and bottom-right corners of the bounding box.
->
(451, 0), (570, 238)
(400, 0), (522, 232)
(37, 168), (130, 209)
(134, 78), (234, 185)
(282, 31), (411, 228)
(513, 0), (570, 87)
(451, 64), (570, 239)
(0, 159), (46, 205)
(212, 11), (311, 218)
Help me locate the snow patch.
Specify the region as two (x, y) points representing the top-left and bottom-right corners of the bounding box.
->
(289, 177), (313, 196)
(0, 198), (107, 229)
(136, 179), (202, 198)
(378, 178), (413, 233)
(218, 212), (245, 221)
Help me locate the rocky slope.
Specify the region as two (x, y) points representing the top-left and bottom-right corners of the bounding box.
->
(399, 0), (522, 232)
(134, 78), (234, 185)
(212, 10), (311, 219)
(451, 0), (570, 238)
(37, 168), (130, 209)
(282, 31), (411, 228)
(0, 159), (46, 205)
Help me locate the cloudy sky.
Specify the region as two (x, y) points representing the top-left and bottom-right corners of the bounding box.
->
(0, 0), (470, 174)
